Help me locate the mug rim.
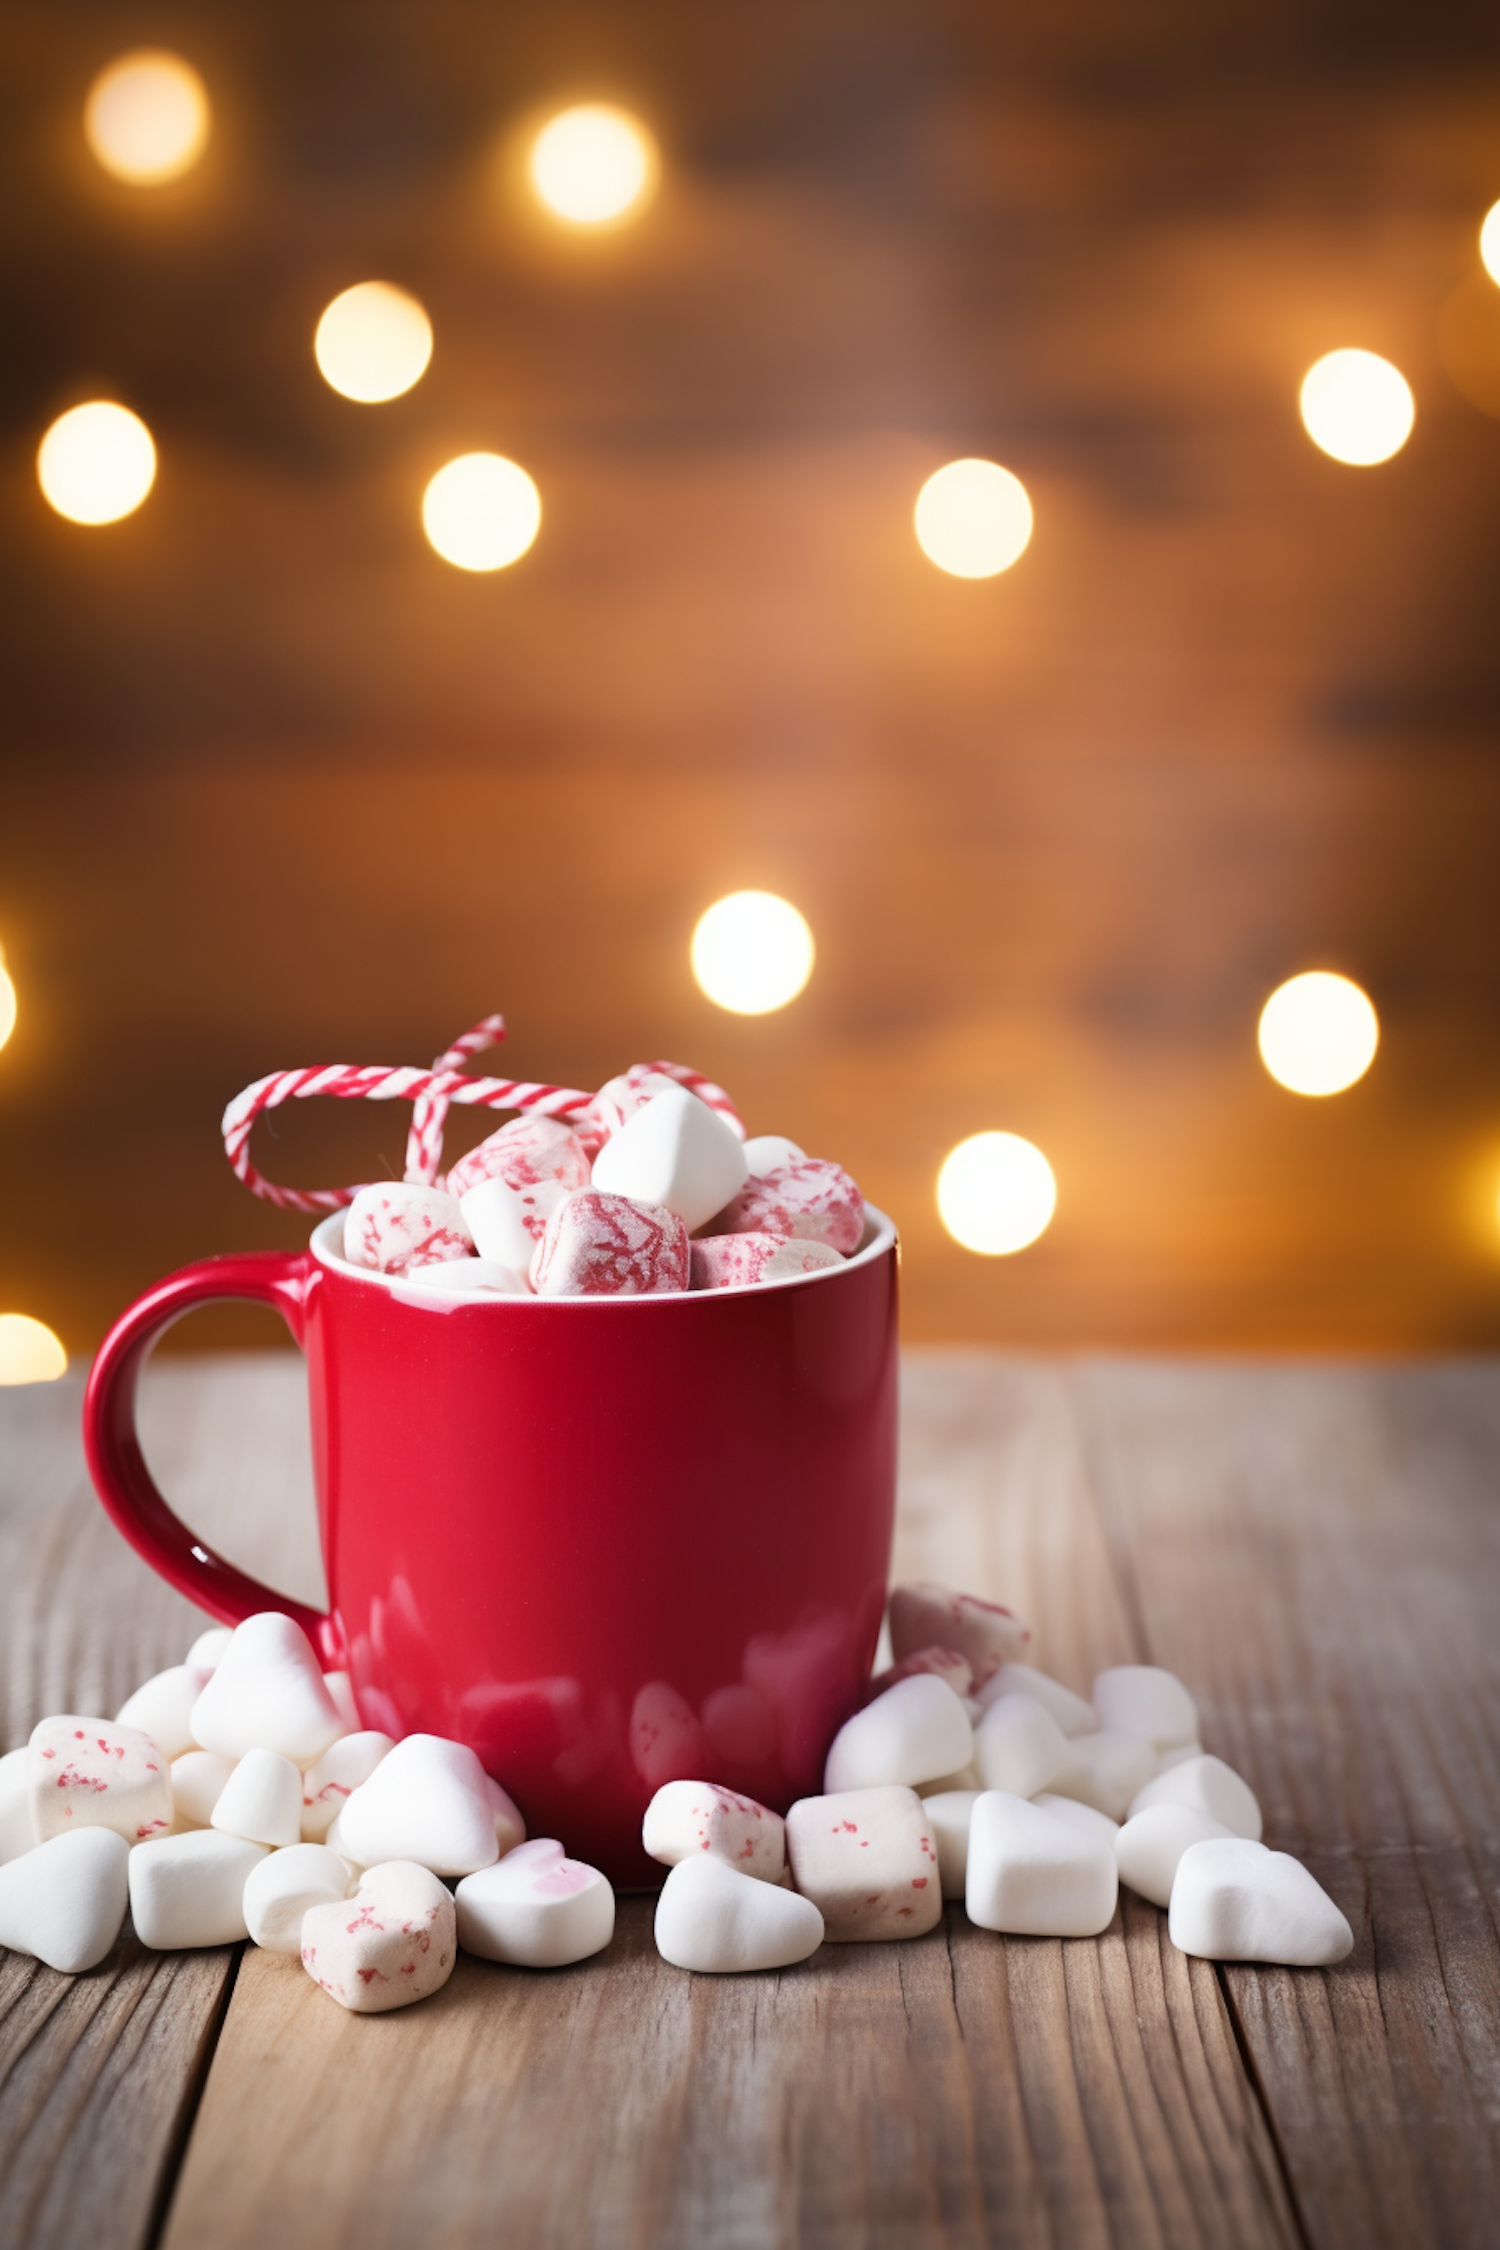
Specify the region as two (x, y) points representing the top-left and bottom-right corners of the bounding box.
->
(310, 1201), (897, 1308)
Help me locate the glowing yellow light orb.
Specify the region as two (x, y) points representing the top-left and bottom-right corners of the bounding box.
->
(1481, 201), (1500, 286)
(691, 892), (815, 1015)
(937, 1132), (1056, 1256)
(0, 1314), (67, 1385)
(37, 401), (156, 525)
(1299, 350), (1414, 466)
(85, 50), (209, 184)
(421, 454), (540, 572)
(529, 104), (658, 226)
(314, 282), (433, 404)
(914, 458), (1033, 578)
(1258, 971), (1379, 1097)
(0, 960), (15, 1052)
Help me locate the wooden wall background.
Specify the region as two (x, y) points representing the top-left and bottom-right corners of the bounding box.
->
(3, 0), (1500, 1351)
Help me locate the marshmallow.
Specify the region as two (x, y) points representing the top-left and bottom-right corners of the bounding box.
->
(630, 1682), (708, 1791)
(1128, 1754), (1263, 1841)
(743, 1134), (806, 1176)
(343, 1181), (473, 1275)
(484, 1775), (526, 1856)
(1155, 1741), (1204, 1774)
(188, 1613), (344, 1768)
(0, 1747), (35, 1864)
(654, 1854), (824, 1973)
(185, 1626), (234, 1670)
(300, 1732), (394, 1842)
(966, 1792), (1119, 1938)
(116, 1666), (213, 1762)
(580, 1065), (683, 1153)
(690, 1233), (843, 1291)
(445, 1113), (591, 1204)
(243, 1843), (352, 1954)
(888, 1581), (1030, 1689)
(302, 1861), (456, 2012)
(642, 1781), (788, 1885)
(323, 1670), (361, 1733)
(1115, 1803), (1236, 1908)
(591, 1087), (750, 1234)
(170, 1750), (235, 1828)
(972, 1694), (1071, 1800)
(458, 1177), (558, 1276)
(28, 1716), (172, 1846)
(784, 1786), (942, 1942)
(1092, 1665), (1199, 1750)
(708, 1156), (865, 1256)
(335, 1734), (499, 1876)
(402, 1254), (530, 1299)
(1051, 1731), (1157, 1821)
(917, 1763), (980, 1796)
(1169, 1839), (1353, 1966)
(129, 1830), (268, 1949)
(823, 1674), (973, 1794)
(921, 1790), (979, 1900)
(1032, 1792), (1120, 1844)
(974, 1662), (1095, 1736)
(456, 1839), (615, 1967)
(210, 1747), (303, 1847)
(532, 1191), (690, 1297)
(0, 1827), (130, 1972)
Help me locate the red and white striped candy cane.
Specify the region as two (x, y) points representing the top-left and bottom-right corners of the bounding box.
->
(596, 1060), (746, 1141)
(403, 1013), (509, 1186)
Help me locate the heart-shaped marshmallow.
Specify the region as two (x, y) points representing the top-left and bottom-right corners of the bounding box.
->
(966, 1791), (1119, 1937)
(591, 1087), (749, 1233)
(1128, 1753), (1262, 1840)
(28, 1716), (171, 1846)
(456, 1838), (615, 1966)
(972, 1693), (1072, 1800)
(1169, 1838), (1353, 1965)
(654, 1854), (824, 1973)
(334, 1734), (499, 1876)
(210, 1747), (303, 1847)
(0, 1827), (130, 1971)
(301, 1860), (456, 2012)
(188, 1613), (344, 1768)
(823, 1674), (974, 1794)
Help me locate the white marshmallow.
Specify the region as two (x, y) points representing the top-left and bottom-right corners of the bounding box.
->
(170, 1750), (235, 1829)
(188, 1613), (344, 1768)
(243, 1843), (352, 1954)
(185, 1625), (234, 1669)
(457, 1839), (615, 1967)
(28, 1716), (172, 1846)
(342, 1181), (473, 1276)
(0, 1747), (35, 1864)
(591, 1086), (750, 1233)
(974, 1661), (1096, 1737)
(323, 1669), (362, 1734)
(335, 1734), (499, 1876)
(966, 1792), (1119, 1937)
(1170, 1839), (1354, 1965)
(1115, 1803), (1236, 1908)
(299, 1731), (394, 1842)
(210, 1747), (303, 1847)
(128, 1830), (268, 1949)
(887, 1581), (1030, 1689)
(301, 1860), (456, 2012)
(972, 1694), (1071, 1800)
(921, 1789), (979, 1900)
(1155, 1741), (1204, 1773)
(484, 1775), (526, 1856)
(743, 1134), (806, 1176)
(1032, 1792), (1120, 1844)
(784, 1785), (942, 1941)
(401, 1250), (530, 1299)
(0, 1827), (130, 1971)
(1050, 1730), (1157, 1821)
(115, 1667), (213, 1762)
(1128, 1753), (1263, 1840)
(823, 1674), (973, 1795)
(1092, 1665), (1199, 1750)
(458, 1175), (560, 1275)
(642, 1781), (787, 1885)
(654, 1854), (824, 1973)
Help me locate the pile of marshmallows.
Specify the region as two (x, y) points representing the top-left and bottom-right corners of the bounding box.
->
(345, 1065), (864, 1296)
(0, 1585), (1351, 2011)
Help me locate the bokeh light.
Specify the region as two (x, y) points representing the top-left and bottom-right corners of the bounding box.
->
(691, 892), (815, 1015)
(314, 283), (433, 403)
(1299, 350), (1414, 465)
(914, 459), (1033, 578)
(0, 1315), (67, 1386)
(84, 50), (210, 184)
(529, 105), (658, 225)
(1481, 200), (1500, 286)
(421, 454), (541, 571)
(937, 1132), (1057, 1255)
(0, 953), (15, 1053)
(1258, 972), (1379, 1096)
(37, 401), (156, 525)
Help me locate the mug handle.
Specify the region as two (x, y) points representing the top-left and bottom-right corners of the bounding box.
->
(82, 1249), (338, 1664)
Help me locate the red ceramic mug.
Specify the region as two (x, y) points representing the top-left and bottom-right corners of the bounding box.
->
(83, 1207), (900, 1886)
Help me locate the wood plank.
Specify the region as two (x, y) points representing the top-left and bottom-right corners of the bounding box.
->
(160, 1350), (1297, 2250)
(1076, 1357), (1500, 2250)
(0, 1356), (315, 2250)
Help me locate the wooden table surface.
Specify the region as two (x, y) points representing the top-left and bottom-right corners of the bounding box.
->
(2, 1350), (1497, 2249)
